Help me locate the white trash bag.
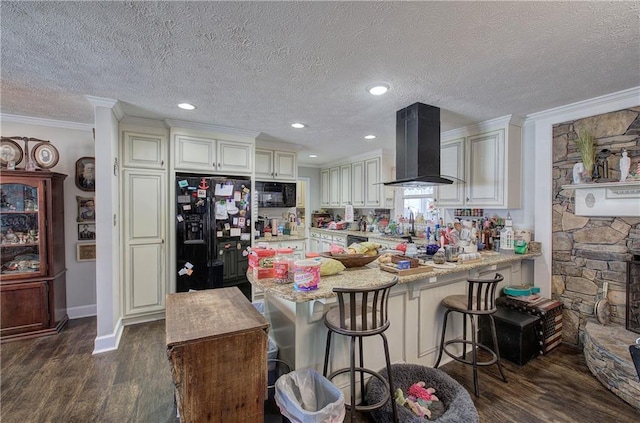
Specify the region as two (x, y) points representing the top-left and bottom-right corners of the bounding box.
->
(274, 368), (345, 423)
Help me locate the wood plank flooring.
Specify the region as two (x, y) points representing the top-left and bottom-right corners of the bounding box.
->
(1, 317), (638, 422)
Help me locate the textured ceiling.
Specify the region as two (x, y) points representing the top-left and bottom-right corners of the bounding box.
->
(1, 1), (639, 166)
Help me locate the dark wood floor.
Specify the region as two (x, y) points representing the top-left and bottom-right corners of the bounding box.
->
(1, 317), (638, 422)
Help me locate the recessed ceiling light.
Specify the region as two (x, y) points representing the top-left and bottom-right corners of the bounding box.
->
(309, 154), (318, 158)
(367, 83), (390, 96)
(178, 103), (196, 110)
(291, 122), (306, 129)
(364, 135), (376, 140)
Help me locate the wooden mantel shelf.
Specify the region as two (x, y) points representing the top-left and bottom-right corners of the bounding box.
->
(561, 181), (640, 217)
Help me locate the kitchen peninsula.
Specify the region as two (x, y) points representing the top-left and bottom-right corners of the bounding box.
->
(247, 250), (540, 390)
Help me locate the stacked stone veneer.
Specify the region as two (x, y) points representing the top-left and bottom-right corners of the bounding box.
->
(552, 107), (640, 346)
(553, 108), (640, 410)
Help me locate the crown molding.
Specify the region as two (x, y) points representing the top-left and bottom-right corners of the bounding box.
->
(120, 116), (169, 129)
(85, 96), (124, 120)
(442, 114), (524, 140)
(164, 118), (260, 139)
(0, 113), (93, 132)
(525, 86), (640, 123)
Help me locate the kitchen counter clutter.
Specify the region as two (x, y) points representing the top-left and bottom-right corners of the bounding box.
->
(247, 250), (540, 302)
(256, 234), (307, 242)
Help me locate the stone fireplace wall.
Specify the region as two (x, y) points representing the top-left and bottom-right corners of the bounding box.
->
(553, 107), (640, 346)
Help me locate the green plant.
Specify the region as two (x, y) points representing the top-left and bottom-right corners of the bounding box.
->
(575, 128), (596, 176)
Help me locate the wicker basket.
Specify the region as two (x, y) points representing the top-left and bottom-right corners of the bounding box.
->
(320, 252), (379, 268)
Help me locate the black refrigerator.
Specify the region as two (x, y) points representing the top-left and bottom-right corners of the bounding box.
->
(175, 174), (252, 298)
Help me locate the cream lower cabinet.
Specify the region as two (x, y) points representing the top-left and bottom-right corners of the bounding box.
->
(122, 170), (166, 318)
(309, 231), (321, 253)
(271, 240), (306, 260)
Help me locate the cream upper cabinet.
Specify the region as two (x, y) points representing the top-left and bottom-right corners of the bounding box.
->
(436, 116), (522, 209)
(216, 140), (253, 174)
(339, 164), (351, 206)
(255, 149), (297, 180)
(122, 131), (167, 169)
(320, 169), (330, 207)
(296, 179), (306, 208)
(364, 157), (381, 207)
(435, 137), (465, 207)
(329, 167), (340, 207)
(174, 134), (252, 174)
(351, 161), (365, 207)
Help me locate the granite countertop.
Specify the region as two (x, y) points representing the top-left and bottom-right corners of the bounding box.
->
(248, 251), (541, 302)
(309, 227), (427, 246)
(256, 234), (307, 242)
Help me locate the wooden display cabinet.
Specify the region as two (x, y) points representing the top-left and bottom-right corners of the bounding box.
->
(1, 170), (68, 342)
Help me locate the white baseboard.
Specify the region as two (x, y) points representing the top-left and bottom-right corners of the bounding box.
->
(67, 304), (97, 319)
(92, 318), (123, 354)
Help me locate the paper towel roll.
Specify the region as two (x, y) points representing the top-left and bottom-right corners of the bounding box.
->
(344, 204), (354, 222)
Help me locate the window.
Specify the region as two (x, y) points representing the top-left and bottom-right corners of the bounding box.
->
(396, 186), (436, 220)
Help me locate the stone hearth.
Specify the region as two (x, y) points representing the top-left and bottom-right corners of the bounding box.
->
(583, 321), (640, 410)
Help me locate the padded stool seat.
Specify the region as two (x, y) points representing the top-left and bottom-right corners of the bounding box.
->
(323, 278), (399, 422)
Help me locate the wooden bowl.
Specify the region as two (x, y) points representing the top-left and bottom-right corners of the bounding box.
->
(320, 252), (380, 268)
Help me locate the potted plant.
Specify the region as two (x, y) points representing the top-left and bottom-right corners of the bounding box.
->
(574, 128), (596, 182)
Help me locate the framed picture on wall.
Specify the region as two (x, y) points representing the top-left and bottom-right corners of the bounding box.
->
(78, 223), (96, 240)
(75, 157), (95, 191)
(77, 196), (95, 222)
(77, 243), (96, 262)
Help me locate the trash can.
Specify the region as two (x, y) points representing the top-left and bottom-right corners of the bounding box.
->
(274, 368), (345, 423)
(265, 359), (293, 423)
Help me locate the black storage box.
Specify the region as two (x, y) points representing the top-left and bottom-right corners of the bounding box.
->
(479, 306), (542, 366)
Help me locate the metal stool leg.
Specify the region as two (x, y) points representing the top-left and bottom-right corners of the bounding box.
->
(349, 336), (357, 422)
(489, 314), (508, 383)
(381, 332), (398, 423)
(323, 330), (332, 377)
(433, 309), (452, 368)
(470, 314), (479, 397)
(358, 336), (365, 408)
(462, 310), (468, 360)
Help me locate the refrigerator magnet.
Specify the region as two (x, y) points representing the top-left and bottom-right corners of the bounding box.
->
(186, 268), (193, 276)
(224, 223), (231, 230)
(183, 204), (191, 211)
(197, 189), (207, 198)
(234, 191), (241, 201)
(230, 228), (241, 237)
(177, 214), (184, 222)
(185, 262), (194, 269)
(232, 217), (238, 225)
(178, 180), (188, 188)
(177, 195), (190, 203)
(178, 268), (187, 276)
(214, 183), (234, 196)
(241, 233), (251, 241)
(238, 217), (245, 227)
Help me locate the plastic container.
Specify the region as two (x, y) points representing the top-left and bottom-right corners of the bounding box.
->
(274, 248), (294, 284)
(293, 260), (321, 291)
(305, 252), (320, 259)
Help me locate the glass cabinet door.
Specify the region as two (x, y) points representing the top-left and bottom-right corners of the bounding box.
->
(0, 180), (45, 279)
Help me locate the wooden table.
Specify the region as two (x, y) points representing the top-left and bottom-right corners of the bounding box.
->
(166, 288), (269, 422)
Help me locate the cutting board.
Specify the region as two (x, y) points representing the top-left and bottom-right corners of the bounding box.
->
(380, 264), (433, 275)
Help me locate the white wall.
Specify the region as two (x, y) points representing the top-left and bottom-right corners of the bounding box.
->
(0, 118), (97, 318)
(298, 166), (320, 212)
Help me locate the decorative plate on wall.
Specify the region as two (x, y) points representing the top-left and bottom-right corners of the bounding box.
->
(31, 141), (60, 169)
(0, 138), (24, 167)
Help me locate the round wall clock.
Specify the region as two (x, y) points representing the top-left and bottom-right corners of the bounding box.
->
(0, 138), (24, 167)
(31, 142), (60, 169)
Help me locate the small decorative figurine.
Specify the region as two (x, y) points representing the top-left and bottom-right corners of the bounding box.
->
(620, 149), (630, 182)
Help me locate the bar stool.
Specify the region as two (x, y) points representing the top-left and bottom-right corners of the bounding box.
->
(322, 277), (399, 423)
(433, 273), (507, 397)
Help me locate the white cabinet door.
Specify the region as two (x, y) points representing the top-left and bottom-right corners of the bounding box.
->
(217, 140), (253, 174)
(174, 135), (216, 172)
(276, 240), (306, 259)
(123, 170), (166, 317)
(351, 161), (365, 207)
(320, 169), (330, 207)
(364, 157), (381, 207)
(255, 149), (274, 179)
(309, 231), (321, 252)
(274, 151), (297, 180)
(332, 234), (347, 248)
(296, 179), (306, 208)
(436, 137), (465, 207)
(329, 167), (340, 207)
(466, 129), (504, 207)
(320, 233), (332, 252)
(122, 132), (166, 169)
(339, 164), (351, 206)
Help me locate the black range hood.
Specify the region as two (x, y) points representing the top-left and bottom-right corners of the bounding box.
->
(384, 102), (458, 187)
